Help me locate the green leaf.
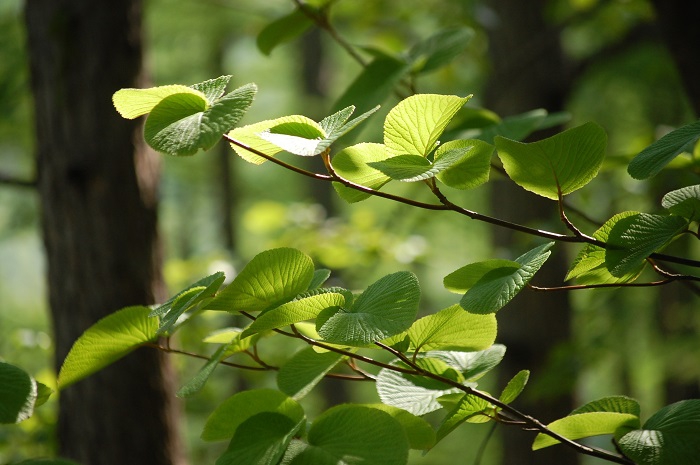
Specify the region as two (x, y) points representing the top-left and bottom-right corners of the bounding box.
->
(0, 362), (37, 424)
(321, 105), (381, 146)
(228, 115), (324, 164)
(444, 259), (519, 294)
(176, 344), (228, 398)
(571, 396), (641, 417)
(291, 405), (409, 465)
(309, 269), (331, 289)
(362, 403), (436, 450)
(532, 412), (640, 450)
(566, 212), (645, 284)
(316, 271), (420, 346)
(662, 185), (700, 222)
(113, 84), (207, 119)
(34, 382), (52, 408)
(447, 243), (553, 314)
(216, 412), (303, 465)
(203, 327), (261, 358)
(435, 393), (492, 445)
(384, 94), (471, 157)
(408, 27), (474, 74)
(495, 122), (607, 199)
(191, 75), (234, 102)
(368, 154), (434, 181)
(145, 82), (257, 156)
(333, 57), (411, 116)
(618, 400), (700, 465)
(57, 306), (158, 389)
(258, 121), (326, 156)
(430, 345), (507, 381)
(242, 292), (346, 337)
(434, 139), (493, 190)
(206, 248), (315, 313)
(156, 272), (226, 335)
(376, 359), (464, 416)
(257, 8), (314, 55)
(407, 304), (497, 352)
(150, 272), (225, 317)
(476, 109), (570, 144)
(606, 213), (688, 277)
(277, 347), (344, 399)
(331, 143), (393, 203)
(499, 370), (530, 405)
(201, 389), (305, 442)
(628, 120), (700, 179)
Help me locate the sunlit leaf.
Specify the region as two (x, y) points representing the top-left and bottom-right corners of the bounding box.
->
(499, 370), (530, 405)
(429, 345), (506, 381)
(407, 304), (497, 352)
(113, 84), (207, 119)
(434, 139), (493, 190)
(532, 412), (640, 450)
(156, 272), (226, 335)
(331, 143), (393, 203)
(57, 306), (158, 389)
(206, 248), (315, 313)
(384, 94), (471, 157)
(495, 122), (607, 199)
(435, 393), (492, 445)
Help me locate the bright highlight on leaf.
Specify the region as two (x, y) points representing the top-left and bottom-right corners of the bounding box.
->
(384, 94), (472, 157)
(407, 304), (497, 352)
(332, 143), (393, 203)
(57, 306), (159, 389)
(206, 248), (315, 313)
(495, 122), (607, 200)
(662, 184), (700, 222)
(113, 85), (207, 119)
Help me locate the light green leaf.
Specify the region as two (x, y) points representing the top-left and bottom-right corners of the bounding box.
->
(435, 139), (493, 190)
(331, 143), (393, 203)
(156, 272), (226, 335)
(150, 272), (225, 317)
(333, 57), (411, 117)
(201, 389), (305, 442)
(384, 94), (471, 157)
(242, 292), (346, 338)
(216, 412), (303, 465)
(203, 327), (261, 358)
(662, 185), (700, 222)
(191, 75), (234, 102)
(309, 269), (331, 289)
(444, 259), (519, 294)
(145, 82), (256, 156)
(499, 370), (530, 405)
(57, 306), (158, 389)
(257, 8), (314, 55)
(408, 27), (474, 74)
(435, 393), (492, 445)
(618, 400), (700, 465)
(368, 154), (434, 181)
(34, 382), (52, 408)
(376, 359), (464, 416)
(228, 115), (323, 164)
(533, 412), (640, 450)
(277, 347), (344, 400)
(290, 405), (409, 465)
(495, 122), (607, 199)
(429, 345), (507, 381)
(407, 304), (497, 352)
(566, 212), (645, 284)
(0, 362), (37, 424)
(206, 248), (315, 313)
(321, 105), (380, 145)
(362, 403), (436, 450)
(316, 271), (420, 346)
(571, 396), (641, 417)
(628, 120), (700, 179)
(113, 84), (207, 119)
(258, 121), (326, 156)
(606, 213), (689, 277)
(450, 243), (553, 314)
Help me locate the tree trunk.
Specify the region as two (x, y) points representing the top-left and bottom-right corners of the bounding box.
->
(24, 2), (184, 464)
(484, 1), (577, 464)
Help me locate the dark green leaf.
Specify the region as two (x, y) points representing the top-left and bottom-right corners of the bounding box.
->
(605, 213), (688, 277)
(257, 9), (314, 56)
(277, 347), (344, 399)
(662, 185), (700, 222)
(361, 404), (436, 450)
(628, 120), (700, 179)
(176, 344), (228, 398)
(0, 362), (36, 424)
(408, 27), (474, 74)
(476, 109), (570, 144)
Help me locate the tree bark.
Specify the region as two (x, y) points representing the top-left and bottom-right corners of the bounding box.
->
(484, 1), (577, 464)
(24, 2), (184, 464)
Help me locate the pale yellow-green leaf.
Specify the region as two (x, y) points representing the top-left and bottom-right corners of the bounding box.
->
(113, 85), (207, 119)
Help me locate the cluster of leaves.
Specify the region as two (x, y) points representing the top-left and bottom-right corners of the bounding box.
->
(7, 72), (700, 465)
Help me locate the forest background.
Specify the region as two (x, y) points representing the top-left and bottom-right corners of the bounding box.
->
(0, 0), (698, 464)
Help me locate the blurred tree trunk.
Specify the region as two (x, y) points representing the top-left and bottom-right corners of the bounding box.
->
(24, 2), (184, 464)
(484, 1), (578, 464)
